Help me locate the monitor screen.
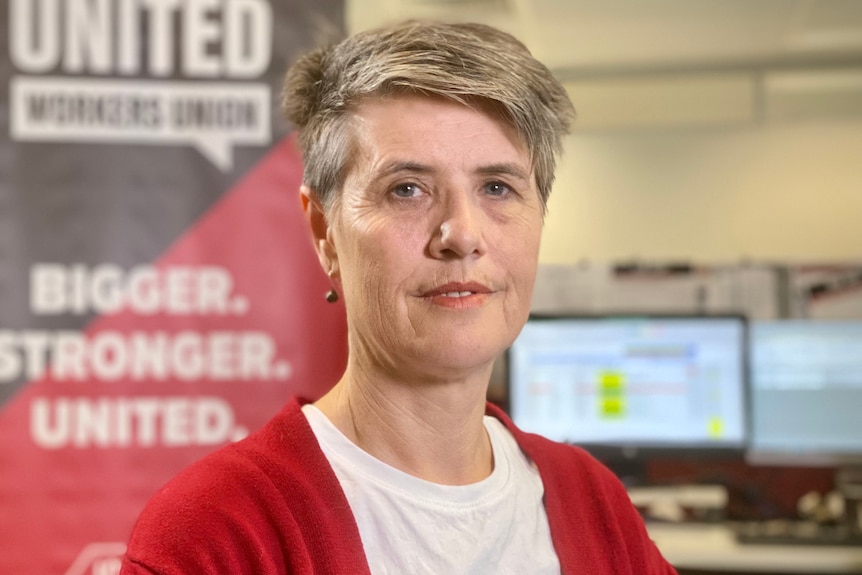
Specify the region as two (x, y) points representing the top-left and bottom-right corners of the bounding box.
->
(506, 315), (748, 459)
(748, 320), (862, 467)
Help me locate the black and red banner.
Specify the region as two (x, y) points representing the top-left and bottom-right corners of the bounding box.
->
(0, 2), (346, 573)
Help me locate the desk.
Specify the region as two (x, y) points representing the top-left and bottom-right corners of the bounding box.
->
(647, 523), (862, 574)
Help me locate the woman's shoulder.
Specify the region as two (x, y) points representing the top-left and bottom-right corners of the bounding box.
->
(122, 397), (338, 573)
(137, 397), (326, 513)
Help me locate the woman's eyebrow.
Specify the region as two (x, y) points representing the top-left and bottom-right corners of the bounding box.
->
(371, 161), (530, 184)
(376, 161), (435, 178)
(475, 163), (530, 182)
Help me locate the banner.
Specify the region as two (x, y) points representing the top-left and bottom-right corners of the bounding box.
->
(0, 1), (346, 573)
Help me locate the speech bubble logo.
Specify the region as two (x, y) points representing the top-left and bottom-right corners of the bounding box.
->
(10, 77), (271, 171)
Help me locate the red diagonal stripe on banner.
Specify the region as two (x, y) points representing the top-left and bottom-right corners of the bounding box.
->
(0, 135), (347, 575)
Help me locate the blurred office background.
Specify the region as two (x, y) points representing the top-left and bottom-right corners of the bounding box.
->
(348, 3), (862, 571)
(350, 0), (862, 262)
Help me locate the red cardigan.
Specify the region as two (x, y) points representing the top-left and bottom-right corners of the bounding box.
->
(121, 398), (677, 574)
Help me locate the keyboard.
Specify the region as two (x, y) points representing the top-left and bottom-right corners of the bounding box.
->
(732, 520), (862, 547)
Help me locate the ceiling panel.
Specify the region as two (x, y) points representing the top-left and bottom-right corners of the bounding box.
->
(345, 0), (862, 128)
(348, 0), (862, 72)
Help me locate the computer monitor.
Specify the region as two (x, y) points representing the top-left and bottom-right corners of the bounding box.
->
(506, 315), (748, 479)
(748, 320), (862, 467)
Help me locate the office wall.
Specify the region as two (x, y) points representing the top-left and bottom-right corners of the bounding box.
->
(541, 119), (862, 263)
(345, 2), (862, 265)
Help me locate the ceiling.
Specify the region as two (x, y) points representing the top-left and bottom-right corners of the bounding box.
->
(347, 0), (862, 75)
(346, 0), (862, 129)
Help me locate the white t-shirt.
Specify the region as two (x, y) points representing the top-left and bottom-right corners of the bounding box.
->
(302, 405), (561, 575)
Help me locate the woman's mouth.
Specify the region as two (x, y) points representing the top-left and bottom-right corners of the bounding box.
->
(423, 282), (491, 308)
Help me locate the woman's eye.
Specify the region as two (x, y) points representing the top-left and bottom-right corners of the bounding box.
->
(392, 183), (422, 198)
(484, 181), (512, 197)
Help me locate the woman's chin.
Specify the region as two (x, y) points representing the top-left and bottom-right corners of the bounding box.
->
(405, 340), (502, 378)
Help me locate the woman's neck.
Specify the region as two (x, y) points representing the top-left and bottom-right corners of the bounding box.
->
(313, 363), (495, 485)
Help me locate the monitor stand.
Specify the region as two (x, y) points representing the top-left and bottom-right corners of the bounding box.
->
(603, 456), (649, 487)
(835, 466), (862, 533)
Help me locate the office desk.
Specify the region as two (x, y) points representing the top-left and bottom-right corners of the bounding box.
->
(647, 523), (862, 574)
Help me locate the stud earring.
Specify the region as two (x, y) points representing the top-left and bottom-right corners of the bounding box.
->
(325, 269), (338, 303)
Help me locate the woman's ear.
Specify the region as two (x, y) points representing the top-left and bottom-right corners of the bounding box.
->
(300, 185), (338, 275)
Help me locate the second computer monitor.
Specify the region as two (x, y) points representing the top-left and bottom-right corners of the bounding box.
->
(748, 320), (862, 467)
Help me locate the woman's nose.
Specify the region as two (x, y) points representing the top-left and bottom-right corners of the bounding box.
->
(428, 192), (487, 259)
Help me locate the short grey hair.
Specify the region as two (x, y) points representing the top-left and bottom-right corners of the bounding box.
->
(281, 20), (575, 213)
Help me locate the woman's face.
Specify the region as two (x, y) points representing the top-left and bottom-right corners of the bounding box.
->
(315, 94), (543, 379)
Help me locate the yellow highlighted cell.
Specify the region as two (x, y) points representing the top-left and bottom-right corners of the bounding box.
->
(600, 397), (626, 418)
(599, 371), (625, 391)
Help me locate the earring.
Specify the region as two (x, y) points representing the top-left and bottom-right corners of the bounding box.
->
(325, 269), (338, 303)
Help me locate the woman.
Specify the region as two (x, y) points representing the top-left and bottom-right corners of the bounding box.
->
(122, 20), (677, 575)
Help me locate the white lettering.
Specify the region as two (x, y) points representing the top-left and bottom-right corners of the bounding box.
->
(11, 79), (270, 170)
(133, 398), (160, 446)
(127, 267), (160, 314)
(197, 267), (233, 314)
(172, 332), (204, 380)
(30, 396), (239, 448)
(209, 332), (234, 380)
(53, 331), (87, 380)
(117, 0), (141, 75)
(165, 266), (193, 314)
(183, 0), (221, 77)
(115, 399), (133, 447)
(73, 398), (112, 447)
(239, 332), (273, 379)
(31, 397), (69, 448)
(89, 264), (125, 313)
(195, 397), (233, 443)
(140, 0), (181, 76)
(10, 0), (60, 73)
(162, 398), (191, 446)
(90, 331), (128, 381)
(0, 330), (284, 382)
(29, 264), (240, 315)
(0, 332), (22, 381)
(30, 264), (66, 314)
(225, 0), (272, 78)
(20, 332), (50, 379)
(65, 0), (112, 74)
(129, 333), (169, 380)
(11, 0), (272, 78)
(70, 264), (88, 314)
